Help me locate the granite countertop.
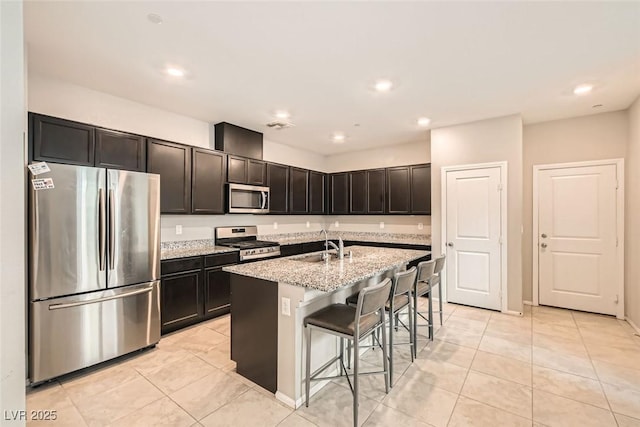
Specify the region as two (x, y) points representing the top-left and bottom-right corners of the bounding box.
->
(160, 239), (238, 260)
(223, 245), (429, 292)
(258, 231), (431, 247)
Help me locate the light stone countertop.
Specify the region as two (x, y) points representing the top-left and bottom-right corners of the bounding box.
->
(258, 231), (431, 247)
(223, 245), (429, 292)
(160, 239), (238, 260)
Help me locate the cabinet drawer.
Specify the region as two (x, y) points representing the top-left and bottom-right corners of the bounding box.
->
(204, 252), (240, 268)
(161, 256), (203, 275)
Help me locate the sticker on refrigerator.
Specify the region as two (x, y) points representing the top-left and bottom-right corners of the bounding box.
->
(31, 178), (55, 190)
(27, 162), (51, 176)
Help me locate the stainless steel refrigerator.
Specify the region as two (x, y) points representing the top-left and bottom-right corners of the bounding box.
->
(29, 163), (161, 384)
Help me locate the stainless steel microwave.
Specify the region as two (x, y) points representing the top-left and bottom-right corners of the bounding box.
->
(227, 183), (270, 214)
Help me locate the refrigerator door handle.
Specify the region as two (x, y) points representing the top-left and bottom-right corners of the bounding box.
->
(108, 189), (115, 270)
(48, 285), (154, 310)
(99, 188), (106, 271)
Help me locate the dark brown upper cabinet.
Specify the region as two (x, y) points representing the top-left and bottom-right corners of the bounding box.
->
(95, 129), (146, 171)
(366, 169), (386, 214)
(329, 173), (349, 215)
(349, 171), (367, 214)
(267, 163), (289, 214)
(214, 122), (263, 160)
(309, 171), (326, 214)
(191, 148), (225, 214)
(410, 164), (431, 215)
(387, 166), (411, 214)
(30, 113), (95, 166)
(227, 156), (266, 185)
(289, 167), (309, 214)
(147, 139), (192, 214)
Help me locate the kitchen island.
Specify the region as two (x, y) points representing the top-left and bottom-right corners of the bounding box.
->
(223, 245), (429, 408)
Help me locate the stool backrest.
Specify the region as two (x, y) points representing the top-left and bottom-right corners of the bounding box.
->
(434, 255), (446, 276)
(416, 259), (435, 283)
(393, 266), (417, 296)
(357, 278), (392, 318)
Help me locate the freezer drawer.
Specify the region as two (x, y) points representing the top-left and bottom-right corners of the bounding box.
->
(29, 281), (160, 384)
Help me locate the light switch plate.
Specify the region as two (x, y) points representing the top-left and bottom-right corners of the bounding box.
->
(418, 223), (423, 230)
(306, 221), (310, 228)
(273, 222), (278, 230)
(334, 221), (339, 228)
(379, 222), (385, 229)
(281, 297), (291, 316)
(175, 225), (183, 235)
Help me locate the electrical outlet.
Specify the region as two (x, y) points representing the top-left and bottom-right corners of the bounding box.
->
(379, 222), (385, 229)
(334, 221), (339, 228)
(175, 225), (182, 235)
(273, 222), (278, 230)
(281, 297), (291, 316)
(306, 221), (310, 228)
(418, 223), (424, 230)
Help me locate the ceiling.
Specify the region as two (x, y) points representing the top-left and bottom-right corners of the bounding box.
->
(24, 1), (640, 155)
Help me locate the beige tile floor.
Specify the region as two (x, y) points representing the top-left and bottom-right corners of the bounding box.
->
(27, 300), (640, 427)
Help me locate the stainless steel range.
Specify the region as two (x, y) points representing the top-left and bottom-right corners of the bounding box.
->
(215, 226), (280, 261)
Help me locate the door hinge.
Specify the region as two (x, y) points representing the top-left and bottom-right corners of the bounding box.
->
(616, 180), (619, 190)
(498, 183), (503, 192)
(498, 236), (503, 245)
(616, 237), (619, 247)
(614, 295), (619, 304)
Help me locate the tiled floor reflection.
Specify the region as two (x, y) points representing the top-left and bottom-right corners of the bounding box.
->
(27, 300), (640, 426)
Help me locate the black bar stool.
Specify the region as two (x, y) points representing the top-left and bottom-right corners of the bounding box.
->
(432, 255), (447, 326)
(304, 278), (392, 427)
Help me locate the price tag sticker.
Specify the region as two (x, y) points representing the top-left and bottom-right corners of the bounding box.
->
(27, 162), (51, 176)
(32, 178), (55, 190)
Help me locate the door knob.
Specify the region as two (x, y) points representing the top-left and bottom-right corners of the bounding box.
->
(540, 243), (548, 248)
(447, 242), (454, 247)
(541, 233), (547, 238)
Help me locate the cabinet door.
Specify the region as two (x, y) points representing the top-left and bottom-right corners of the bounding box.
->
(192, 148), (225, 214)
(329, 173), (349, 214)
(204, 268), (231, 319)
(367, 169), (386, 214)
(280, 243), (304, 257)
(289, 167), (309, 214)
(267, 163), (289, 214)
(387, 166), (411, 214)
(147, 139), (191, 214)
(30, 113), (95, 166)
(349, 171), (367, 214)
(227, 156), (248, 184)
(309, 171), (326, 214)
(247, 159), (266, 185)
(95, 129), (146, 171)
(410, 164), (431, 214)
(161, 270), (203, 334)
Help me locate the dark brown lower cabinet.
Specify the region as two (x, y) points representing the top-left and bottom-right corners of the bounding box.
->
(161, 270), (203, 334)
(204, 268), (231, 319)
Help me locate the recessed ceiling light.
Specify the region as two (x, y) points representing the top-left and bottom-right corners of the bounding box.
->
(147, 13), (163, 24)
(417, 117), (431, 127)
(275, 110), (290, 119)
(573, 84), (593, 95)
(332, 133), (346, 143)
(374, 79), (393, 92)
(166, 67), (185, 77)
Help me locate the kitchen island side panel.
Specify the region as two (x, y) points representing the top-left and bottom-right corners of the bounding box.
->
(230, 274), (278, 393)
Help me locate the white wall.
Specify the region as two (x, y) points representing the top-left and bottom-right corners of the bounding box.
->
(626, 96), (640, 329)
(1, 0), (27, 421)
(522, 111), (629, 303)
(325, 139), (430, 173)
(431, 114), (523, 313)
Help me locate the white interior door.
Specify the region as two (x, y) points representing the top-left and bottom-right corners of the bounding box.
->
(537, 164), (618, 315)
(445, 166), (502, 310)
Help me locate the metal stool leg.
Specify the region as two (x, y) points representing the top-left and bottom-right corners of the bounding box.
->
(305, 327), (312, 407)
(353, 335), (359, 427)
(408, 295), (415, 361)
(439, 281), (443, 325)
(389, 308), (394, 386)
(413, 292), (418, 356)
(428, 291), (434, 341)
(381, 313), (390, 394)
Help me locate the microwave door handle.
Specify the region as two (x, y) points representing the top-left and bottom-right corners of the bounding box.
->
(261, 191), (267, 210)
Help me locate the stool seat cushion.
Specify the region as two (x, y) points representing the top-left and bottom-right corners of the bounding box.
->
(304, 304), (379, 337)
(346, 294), (410, 312)
(415, 280), (432, 297)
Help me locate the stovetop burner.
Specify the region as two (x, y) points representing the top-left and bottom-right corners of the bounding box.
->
(215, 226), (281, 261)
(224, 240), (279, 249)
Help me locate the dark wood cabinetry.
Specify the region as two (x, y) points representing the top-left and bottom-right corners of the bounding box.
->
(204, 269), (231, 319)
(147, 139), (192, 214)
(366, 169), (386, 214)
(227, 156), (266, 185)
(309, 171), (326, 214)
(329, 173), (349, 214)
(214, 122), (263, 160)
(387, 166), (411, 214)
(267, 163), (289, 214)
(95, 129), (146, 171)
(410, 164), (431, 215)
(192, 148), (225, 214)
(349, 171), (367, 214)
(247, 160), (266, 185)
(289, 167), (309, 214)
(30, 114), (95, 166)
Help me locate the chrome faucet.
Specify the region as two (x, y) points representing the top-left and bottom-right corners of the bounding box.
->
(320, 229), (344, 259)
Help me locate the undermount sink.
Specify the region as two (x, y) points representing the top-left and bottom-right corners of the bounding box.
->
(293, 252), (340, 263)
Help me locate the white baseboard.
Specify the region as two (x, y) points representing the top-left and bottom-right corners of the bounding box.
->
(275, 369), (338, 409)
(626, 316), (640, 336)
(502, 310), (523, 317)
(522, 300), (533, 306)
